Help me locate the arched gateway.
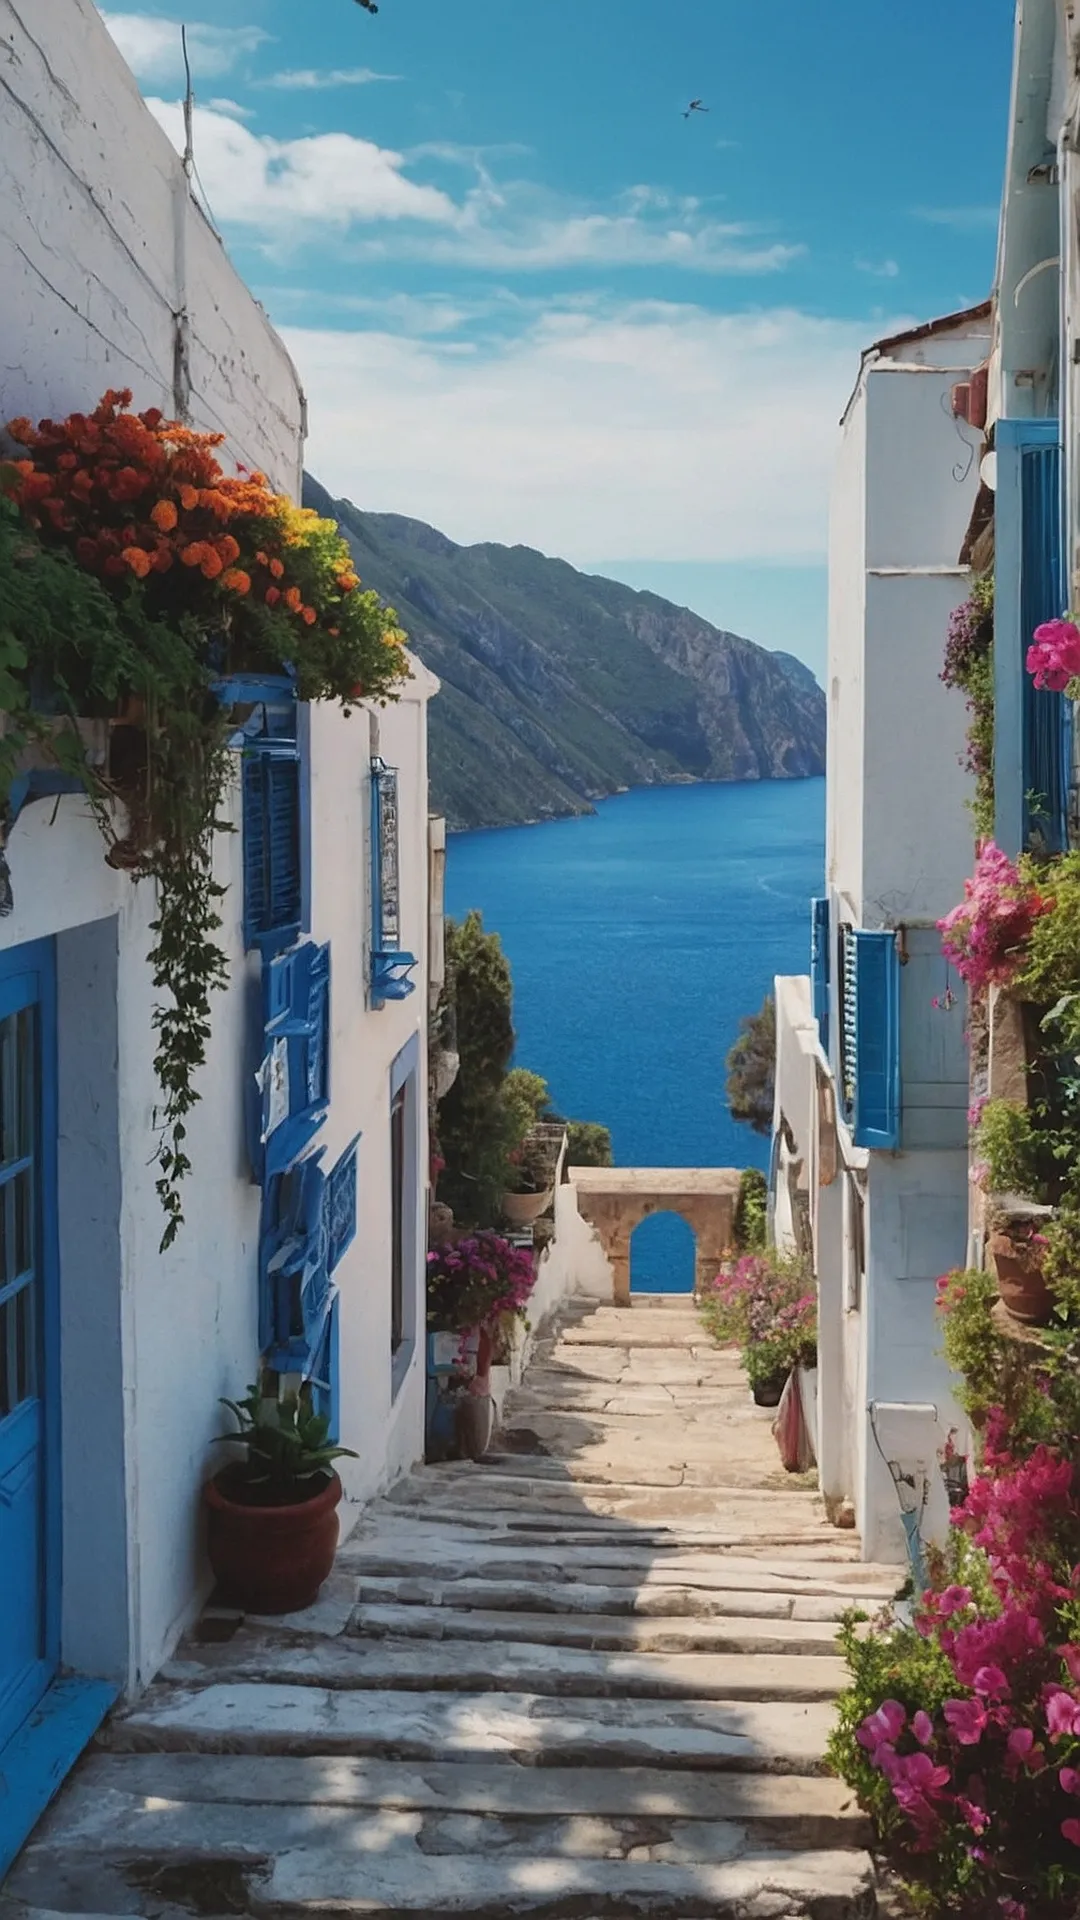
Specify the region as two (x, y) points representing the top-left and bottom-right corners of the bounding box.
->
(569, 1167), (741, 1305)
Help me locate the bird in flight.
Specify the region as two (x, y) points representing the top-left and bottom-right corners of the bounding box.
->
(683, 99), (708, 118)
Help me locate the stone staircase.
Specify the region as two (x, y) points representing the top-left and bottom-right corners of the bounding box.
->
(3, 1296), (895, 1918)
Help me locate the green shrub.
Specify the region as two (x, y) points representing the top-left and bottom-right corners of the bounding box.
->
(725, 995), (775, 1135)
(733, 1167), (768, 1251)
(975, 1098), (1045, 1200)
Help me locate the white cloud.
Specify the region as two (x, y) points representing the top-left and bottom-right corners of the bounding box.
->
(259, 68), (400, 90)
(285, 303), (880, 565)
(856, 257), (900, 279)
(148, 100), (801, 272)
(911, 205), (999, 231)
(147, 100), (458, 228)
(101, 13), (268, 83)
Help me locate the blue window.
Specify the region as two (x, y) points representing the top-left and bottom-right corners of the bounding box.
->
(241, 693), (310, 952)
(811, 896), (830, 1056)
(839, 928), (900, 1151)
(327, 1134), (359, 1271)
(995, 419), (1070, 856)
(250, 940), (331, 1181)
(307, 1298), (340, 1443)
(370, 758), (417, 1007)
(258, 1135), (358, 1383)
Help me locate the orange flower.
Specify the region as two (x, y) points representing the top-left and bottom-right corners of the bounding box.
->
(336, 572), (359, 591)
(151, 545), (173, 573)
(121, 546), (151, 578)
(301, 606), (316, 626)
(269, 557), (285, 579)
(5, 418), (32, 444)
(151, 499), (178, 532)
(284, 586), (302, 613)
(179, 485), (200, 512)
(180, 541), (206, 567)
(217, 534), (240, 565)
(256, 550), (269, 567)
(221, 568), (251, 596)
(264, 586), (281, 608)
(200, 547), (224, 580)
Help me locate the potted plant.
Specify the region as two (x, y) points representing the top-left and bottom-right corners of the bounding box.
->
(700, 1248), (817, 1407)
(426, 1232), (537, 1460)
(503, 1134), (556, 1228)
(204, 1381), (357, 1614)
(987, 1206), (1053, 1324)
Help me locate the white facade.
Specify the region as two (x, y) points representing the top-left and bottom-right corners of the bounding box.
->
(0, 0), (434, 1789)
(776, 312), (990, 1564)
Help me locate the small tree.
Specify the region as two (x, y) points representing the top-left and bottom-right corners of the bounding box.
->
(437, 912), (516, 1225)
(726, 994), (775, 1136)
(502, 1067), (550, 1145)
(564, 1121), (614, 1168)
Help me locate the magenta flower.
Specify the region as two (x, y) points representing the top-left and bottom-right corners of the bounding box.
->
(1046, 1689), (1080, 1741)
(1060, 1765), (1080, 1796)
(973, 1664), (1010, 1699)
(857, 1700), (906, 1756)
(944, 1697), (988, 1744)
(1063, 1817), (1080, 1848)
(1027, 618), (1080, 692)
(938, 843), (1050, 993)
(939, 1585), (974, 1616)
(912, 1710), (934, 1746)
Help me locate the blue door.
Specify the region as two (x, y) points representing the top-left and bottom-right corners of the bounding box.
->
(0, 940), (58, 1752)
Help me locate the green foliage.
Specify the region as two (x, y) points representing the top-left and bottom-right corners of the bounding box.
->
(942, 574), (995, 841)
(214, 1382), (357, 1505)
(1015, 851), (1080, 1053)
(563, 1120), (614, 1168)
(437, 912), (517, 1224)
(502, 1067), (549, 1145)
(725, 994), (775, 1136)
(937, 1265), (1080, 1452)
(826, 1608), (957, 1848)
(976, 1097), (1046, 1201)
(0, 486), (403, 1246)
(733, 1166), (768, 1251)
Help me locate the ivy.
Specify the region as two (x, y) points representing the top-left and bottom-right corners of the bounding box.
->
(941, 575), (994, 841)
(0, 391), (408, 1246)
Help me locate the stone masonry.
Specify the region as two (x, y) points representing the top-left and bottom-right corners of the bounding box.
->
(1, 1296), (898, 1918)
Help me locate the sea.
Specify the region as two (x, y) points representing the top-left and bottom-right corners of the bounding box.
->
(445, 778), (826, 1292)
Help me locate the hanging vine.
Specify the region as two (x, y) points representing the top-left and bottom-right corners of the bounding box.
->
(0, 390), (409, 1246)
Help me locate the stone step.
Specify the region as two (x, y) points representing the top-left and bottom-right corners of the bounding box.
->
(555, 1325), (712, 1349)
(7, 1832), (878, 1919)
(350, 1602), (849, 1656)
(165, 1631), (849, 1701)
(353, 1571), (871, 1623)
(368, 1495), (832, 1536)
(381, 1478), (843, 1530)
(105, 1682), (839, 1775)
(341, 1537), (897, 1599)
(360, 1518), (859, 1557)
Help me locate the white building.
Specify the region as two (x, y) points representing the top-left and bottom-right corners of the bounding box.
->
(772, 307), (991, 1564)
(0, 0), (436, 1869)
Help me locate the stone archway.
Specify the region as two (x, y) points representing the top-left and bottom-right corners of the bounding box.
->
(569, 1168), (740, 1306)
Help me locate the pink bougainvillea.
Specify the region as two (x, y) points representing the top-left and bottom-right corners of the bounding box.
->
(1027, 618), (1080, 692)
(938, 841), (1051, 994)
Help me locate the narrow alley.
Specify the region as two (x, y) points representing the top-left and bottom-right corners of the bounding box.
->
(3, 1298), (897, 1918)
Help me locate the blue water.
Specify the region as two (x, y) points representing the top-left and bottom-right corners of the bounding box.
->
(445, 779), (825, 1290)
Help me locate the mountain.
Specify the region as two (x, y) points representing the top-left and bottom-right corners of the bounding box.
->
(771, 650), (822, 698)
(303, 477), (826, 831)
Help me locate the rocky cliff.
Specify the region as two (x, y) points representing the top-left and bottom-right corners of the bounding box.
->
(304, 477), (825, 830)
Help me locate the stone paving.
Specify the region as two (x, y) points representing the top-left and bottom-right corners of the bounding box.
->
(2, 1296), (897, 1918)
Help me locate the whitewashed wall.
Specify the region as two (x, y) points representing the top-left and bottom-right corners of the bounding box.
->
(0, 0), (432, 1690)
(0, 0), (303, 493)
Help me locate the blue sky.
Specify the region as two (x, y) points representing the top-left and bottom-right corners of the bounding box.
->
(102, 1), (1014, 677)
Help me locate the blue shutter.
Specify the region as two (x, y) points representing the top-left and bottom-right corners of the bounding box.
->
(327, 1135), (360, 1272)
(370, 758), (418, 1007)
(250, 940), (331, 1181)
(851, 930), (901, 1150)
(811, 896), (830, 1055)
(1020, 436), (1069, 853)
(307, 1297), (340, 1442)
(242, 744), (302, 952)
(840, 930), (858, 1123)
(258, 1150), (333, 1372)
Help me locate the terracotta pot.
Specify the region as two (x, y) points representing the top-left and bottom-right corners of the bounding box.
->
(502, 1188), (553, 1228)
(989, 1231), (1053, 1325)
(752, 1370), (789, 1409)
(204, 1469), (343, 1614)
